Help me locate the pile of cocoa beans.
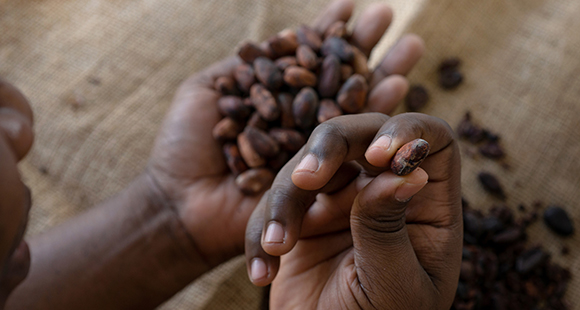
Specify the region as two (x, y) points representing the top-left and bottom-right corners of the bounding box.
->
(213, 22), (370, 195)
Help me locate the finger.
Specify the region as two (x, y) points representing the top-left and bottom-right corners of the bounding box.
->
(369, 34), (425, 89)
(0, 79), (33, 124)
(364, 74), (409, 114)
(0, 108), (34, 160)
(350, 3), (393, 57)
(312, 0), (354, 35)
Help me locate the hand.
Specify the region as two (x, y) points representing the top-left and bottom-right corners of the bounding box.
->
(145, 0), (425, 268)
(244, 113), (462, 309)
(0, 78), (34, 305)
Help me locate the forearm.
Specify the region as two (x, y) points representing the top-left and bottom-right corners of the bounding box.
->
(5, 174), (209, 310)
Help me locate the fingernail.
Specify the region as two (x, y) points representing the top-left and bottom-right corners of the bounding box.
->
(394, 168), (428, 202)
(369, 135), (392, 152)
(251, 258), (268, 282)
(294, 154), (319, 173)
(264, 221), (285, 243)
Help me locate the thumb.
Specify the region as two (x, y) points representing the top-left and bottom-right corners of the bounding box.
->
(350, 168), (432, 304)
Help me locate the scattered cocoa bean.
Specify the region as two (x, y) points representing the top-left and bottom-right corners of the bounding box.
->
(292, 87), (319, 129)
(283, 65), (317, 88)
(223, 143), (248, 176)
(213, 117), (243, 140)
(405, 84), (429, 111)
(214, 76), (239, 96)
(439, 70), (464, 89)
(318, 55), (341, 98)
(234, 64), (256, 93)
(438, 57), (462, 72)
(237, 132), (266, 168)
(478, 172), (505, 199)
(543, 206), (574, 236)
(254, 57), (283, 90)
(321, 37), (354, 62)
(296, 25), (322, 51)
(217, 96), (251, 119)
(244, 126), (280, 158)
(235, 168), (274, 195)
(317, 99), (342, 123)
(250, 84), (280, 121)
(479, 141), (505, 159)
(269, 128), (306, 152)
(238, 41), (266, 63)
(336, 74), (368, 113)
(275, 56), (297, 71)
(390, 139), (431, 176)
(296, 45), (318, 70)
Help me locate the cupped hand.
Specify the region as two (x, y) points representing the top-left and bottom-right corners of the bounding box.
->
(145, 0), (424, 268)
(245, 112), (462, 309)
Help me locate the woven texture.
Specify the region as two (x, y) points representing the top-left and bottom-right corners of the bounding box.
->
(1, 0), (578, 309)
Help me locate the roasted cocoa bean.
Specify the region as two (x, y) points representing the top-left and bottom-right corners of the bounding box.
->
(439, 70), (463, 89)
(390, 139), (430, 176)
(268, 29), (299, 57)
(317, 99), (342, 123)
(277, 92), (296, 128)
(543, 206), (574, 236)
(250, 84), (280, 121)
(275, 56), (297, 71)
(283, 65), (317, 88)
(213, 117), (243, 140)
(296, 45), (318, 70)
(405, 85), (429, 112)
(244, 126), (280, 158)
(478, 172), (505, 199)
(318, 55), (341, 98)
(238, 41), (266, 63)
(217, 96), (251, 119)
(235, 168), (274, 195)
(296, 25), (322, 51)
(321, 37), (354, 62)
(269, 128), (306, 152)
(234, 64), (256, 93)
(254, 57), (283, 90)
(237, 132), (266, 168)
(324, 21), (347, 39)
(336, 74), (368, 113)
(214, 76), (239, 96)
(292, 87), (319, 129)
(223, 143), (248, 176)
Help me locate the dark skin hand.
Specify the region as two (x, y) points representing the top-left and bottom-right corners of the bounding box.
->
(245, 112), (463, 309)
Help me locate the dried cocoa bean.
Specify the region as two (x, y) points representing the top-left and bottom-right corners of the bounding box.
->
(235, 168), (274, 195)
(317, 99), (342, 123)
(283, 65), (317, 88)
(259, 41), (275, 59)
(277, 93), (296, 128)
(478, 172), (505, 199)
(223, 143), (248, 176)
(217, 96), (251, 119)
(247, 112), (268, 131)
(340, 64), (353, 82)
(293, 87), (319, 129)
(244, 126), (280, 158)
(254, 57), (283, 90)
(275, 56), (297, 71)
(250, 84), (280, 121)
(543, 206), (574, 236)
(296, 25), (322, 51)
(296, 45), (318, 70)
(321, 37), (354, 63)
(234, 64), (256, 93)
(351, 46), (369, 79)
(479, 141), (505, 159)
(237, 132), (266, 168)
(214, 76), (239, 96)
(438, 57), (461, 72)
(238, 41), (266, 63)
(268, 29), (299, 57)
(269, 128), (306, 152)
(324, 21), (347, 39)
(390, 139), (430, 176)
(336, 74), (368, 113)
(405, 85), (429, 112)
(213, 117), (243, 140)
(318, 55), (341, 98)
(439, 70), (463, 89)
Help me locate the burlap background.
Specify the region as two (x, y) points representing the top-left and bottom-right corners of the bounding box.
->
(1, 0), (578, 309)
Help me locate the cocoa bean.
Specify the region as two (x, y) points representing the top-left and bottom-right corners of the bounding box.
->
(318, 55), (341, 98)
(543, 206), (574, 236)
(277, 93), (296, 128)
(324, 21), (347, 39)
(340, 64), (353, 82)
(244, 126), (280, 158)
(317, 99), (342, 123)
(247, 112), (268, 131)
(237, 132), (266, 168)
(217, 96), (251, 119)
(351, 46), (369, 79)
(438, 57), (461, 73)
(405, 85), (429, 112)
(213, 117), (243, 140)
(214, 76), (239, 96)
(223, 143), (248, 176)
(250, 84), (280, 121)
(439, 70), (463, 89)
(234, 64), (256, 93)
(478, 172), (505, 199)
(390, 139), (431, 176)
(283, 65), (317, 88)
(268, 29), (299, 57)
(269, 128), (306, 152)
(237, 41), (266, 63)
(254, 57), (283, 90)
(259, 41), (275, 59)
(296, 45), (318, 70)
(235, 168), (274, 195)
(275, 56), (297, 71)
(296, 25), (322, 51)
(292, 87), (319, 129)
(336, 74), (368, 113)
(321, 37), (354, 62)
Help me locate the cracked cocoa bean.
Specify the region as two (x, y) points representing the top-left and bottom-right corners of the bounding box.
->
(390, 139), (430, 176)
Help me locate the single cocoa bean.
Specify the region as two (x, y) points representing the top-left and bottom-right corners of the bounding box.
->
(235, 168), (274, 195)
(277, 92), (296, 128)
(275, 56), (297, 71)
(254, 57), (283, 90)
(340, 64), (353, 82)
(324, 21), (347, 39)
(223, 143), (248, 176)
(405, 85), (429, 112)
(214, 76), (239, 96)
(479, 141), (505, 159)
(351, 46), (370, 79)
(317, 99), (342, 123)
(238, 41), (266, 63)
(439, 70), (463, 89)
(213, 117), (243, 140)
(390, 139), (431, 176)
(478, 172), (505, 199)
(515, 248), (547, 274)
(543, 206), (574, 236)
(237, 132), (266, 168)
(321, 37), (354, 62)
(292, 87), (319, 129)
(336, 74), (368, 113)
(296, 45), (318, 70)
(318, 55), (341, 98)
(234, 64), (256, 93)
(296, 25), (322, 51)
(217, 96), (251, 119)
(247, 112), (268, 131)
(250, 84), (280, 121)
(268, 29), (299, 57)
(269, 128), (306, 152)
(244, 126), (280, 158)
(283, 65), (317, 88)
(439, 57), (462, 73)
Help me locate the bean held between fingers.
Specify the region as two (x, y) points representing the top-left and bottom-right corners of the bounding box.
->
(213, 24), (372, 194)
(391, 138), (430, 176)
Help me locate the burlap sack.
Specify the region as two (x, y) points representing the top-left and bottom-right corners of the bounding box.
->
(1, 0), (578, 309)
